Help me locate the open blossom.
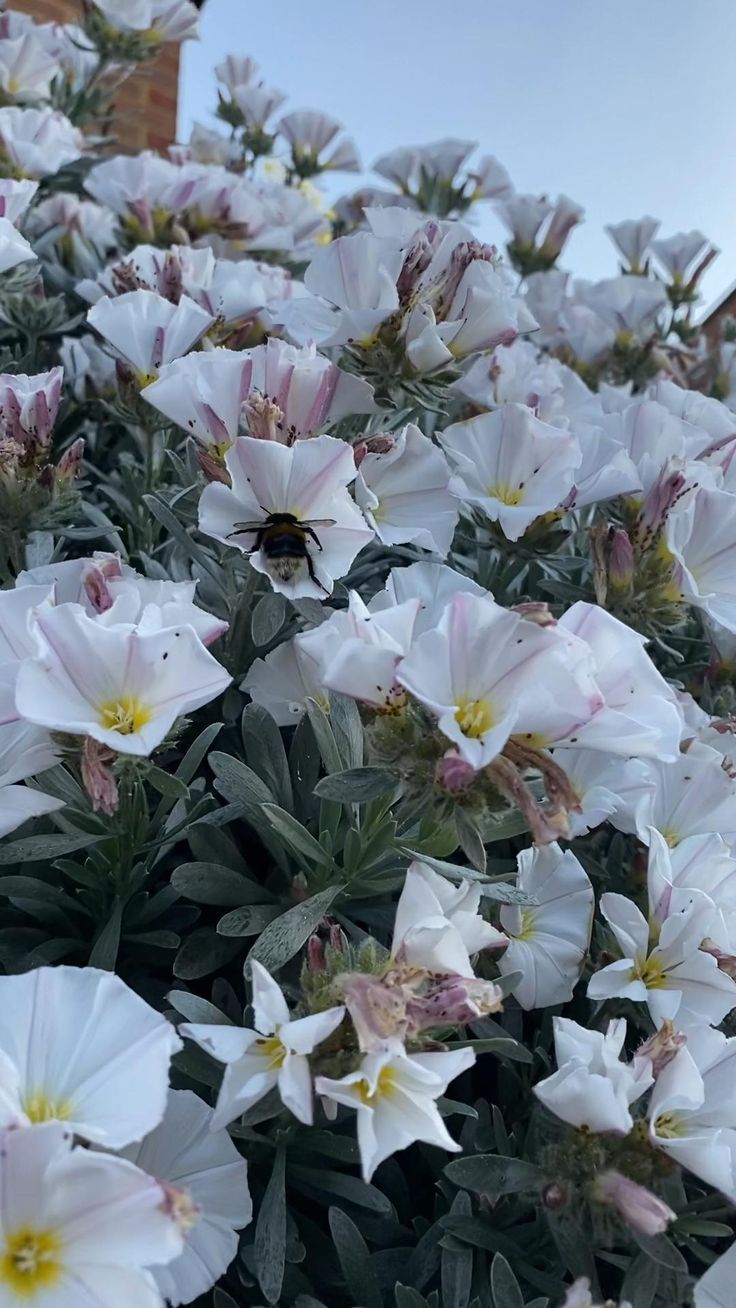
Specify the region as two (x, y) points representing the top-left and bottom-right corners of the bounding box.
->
(0, 717), (63, 838)
(120, 1089), (252, 1307)
(243, 634), (328, 725)
(88, 290), (214, 385)
(370, 560), (485, 634)
(439, 404), (581, 541)
(301, 589), (420, 711)
(143, 337), (376, 450)
(577, 275), (668, 340)
(0, 104), (83, 177)
(182, 961), (345, 1128)
(533, 1017), (652, 1134)
(0, 214), (35, 271)
(605, 216), (660, 272)
(198, 433), (374, 600)
(648, 1027), (736, 1201)
(611, 742), (736, 847)
(397, 591), (601, 770)
(302, 230), (404, 345)
(0, 29), (59, 102)
(651, 229), (716, 283)
(88, 0), (200, 41)
(278, 109), (360, 173)
(0, 965), (181, 1146)
(496, 843), (594, 1009)
(666, 486), (736, 632)
(0, 368), (62, 447)
(354, 423), (458, 556)
(15, 603), (231, 757)
(316, 1047), (475, 1182)
(694, 1241), (736, 1307)
(392, 860), (505, 975)
(0, 1123), (184, 1308)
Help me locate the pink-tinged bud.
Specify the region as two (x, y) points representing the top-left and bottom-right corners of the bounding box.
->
(397, 229), (437, 304)
(542, 1182), (568, 1211)
(82, 563), (114, 614)
(328, 921), (348, 953)
(353, 433), (396, 468)
(633, 1019), (686, 1077)
(197, 445), (231, 486)
(242, 393), (288, 443)
(434, 750), (477, 794)
(338, 972), (408, 1052)
(594, 1171), (676, 1236)
(81, 738), (119, 816)
(638, 465), (688, 540)
(306, 934), (326, 974)
(55, 437), (84, 482)
(608, 528), (634, 591)
(511, 601), (556, 627)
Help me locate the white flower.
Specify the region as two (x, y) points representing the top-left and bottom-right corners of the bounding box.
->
(370, 560), (485, 635)
(355, 424), (458, 556)
(278, 109), (360, 172)
(120, 1089), (252, 1307)
(549, 747), (655, 838)
(303, 590), (420, 711)
(244, 635), (329, 726)
(15, 603), (231, 757)
(90, 0), (199, 41)
(666, 486), (736, 632)
(0, 214), (35, 271)
(0, 1122), (184, 1307)
(651, 229), (714, 281)
(303, 231), (403, 345)
(88, 290), (214, 384)
(439, 404), (581, 542)
(611, 743), (736, 847)
(0, 176), (37, 224)
(182, 960), (345, 1128)
(468, 153), (512, 199)
(555, 603), (683, 759)
(0, 718), (63, 838)
(397, 591), (601, 770)
(605, 217), (660, 272)
(587, 886), (736, 1030)
(0, 104), (83, 178)
(0, 965), (181, 1146)
(315, 1047), (475, 1182)
(497, 843), (594, 1010)
(533, 1017), (652, 1134)
(392, 860), (505, 975)
(496, 194), (554, 247)
(143, 337), (376, 449)
(0, 367), (63, 445)
(0, 30), (59, 102)
(577, 275), (668, 340)
(198, 433), (373, 600)
(648, 1027), (736, 1201)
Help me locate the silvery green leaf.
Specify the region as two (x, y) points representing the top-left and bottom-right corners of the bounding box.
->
(247, 884), (341, 973)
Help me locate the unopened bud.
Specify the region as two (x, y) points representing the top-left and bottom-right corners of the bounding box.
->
(81, 738), (119, 816)
(594, 1170), (676, 1236)
(608, 528), (634, 592)
(55, 437), (84, 481)
(328, 921), (348, 953)
(542, 1182), (568, 1211)
(306, 934), (326, 974)
(434, 750), (477, 794)
(197, 445), (231, 485)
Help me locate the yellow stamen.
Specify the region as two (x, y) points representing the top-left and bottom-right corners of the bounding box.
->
(632, 954), (668, 989)
(0, 1229), (61, 1297)
(654, 1111), (686, 1139)
(358, 1066), (397, 1104)
(98, 695), (151, 736)
(455, 698), (494, 739)
(488, 483), (523, 506)
(22, 1092), (73, 1125)
(255, 1035), (286, 1071)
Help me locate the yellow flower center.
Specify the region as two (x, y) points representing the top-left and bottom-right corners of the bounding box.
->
(0, 1229), (62, 1297)
(514, 909), (538, 942)
(22, 1092), (73, 1125)
(455, 698), (495, 739)
(256, 1035), (286, 1070)
(358, 1066), (397, 1104)
(661, 829), (680, 849)
(632, 954), (667, 989)
(654, 1111), (686, 1139)
(488, 483), (523, 506)
(98, 696), (151, 736)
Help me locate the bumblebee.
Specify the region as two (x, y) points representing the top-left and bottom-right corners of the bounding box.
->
(228, 511), (335, 590)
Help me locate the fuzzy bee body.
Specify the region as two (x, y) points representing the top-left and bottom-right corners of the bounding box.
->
(228, 511), (335, 591)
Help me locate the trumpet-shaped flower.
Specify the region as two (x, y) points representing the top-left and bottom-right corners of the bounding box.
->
(497, 843), (594, 1009)
(87, 290), (214, 385)
(605, 217), (660, 272)
(666, 486), (736, 632)
(533, 1017), (652, 1134)
(303, 230), (404, 345)
(0, 1122), (184, 1308)
(182, 960), (345, 1128)
(439, 404), (581, 541)
(0, 105), (83, 178)
(648, 1027), (736, 1201)
(198, 433), (373, 599)
(0, 718), (63, 838)
(397, 591), (601, 769)
(694, 1241), (736, 1307)
(302, 590), (420, 711)
(370, 560), (485, 635)
(120, 1089), (252, 1307)
(392, 860), (505, 975)
(587, 887), (736, 1029)
(315, 1046), (475, 1182)
(354, 423), (458, 556)
(243, 634), (328, 725)
(143, 337), (376, 449)
(0, 965), (181, 1146)
(611, 743), (736, 847)
(0, 214), (35, 271)
(15, 604), (231, 757)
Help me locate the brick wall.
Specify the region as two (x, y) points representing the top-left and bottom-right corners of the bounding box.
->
(11, 0), (181, 153)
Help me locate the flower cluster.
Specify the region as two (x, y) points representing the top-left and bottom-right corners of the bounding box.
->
(0, 2), (736, 1305)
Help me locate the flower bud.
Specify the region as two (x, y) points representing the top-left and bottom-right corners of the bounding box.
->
(542, 1181), (568, 1210)
(595, 1171), (675, 1236)
(81, 738), (119, 816)
(607, 528), (634, 592)
(434, 750), (476, 794)
(306, 934), (326, 974)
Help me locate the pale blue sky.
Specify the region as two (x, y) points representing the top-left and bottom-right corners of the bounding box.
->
(180, 0), (736, 314)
